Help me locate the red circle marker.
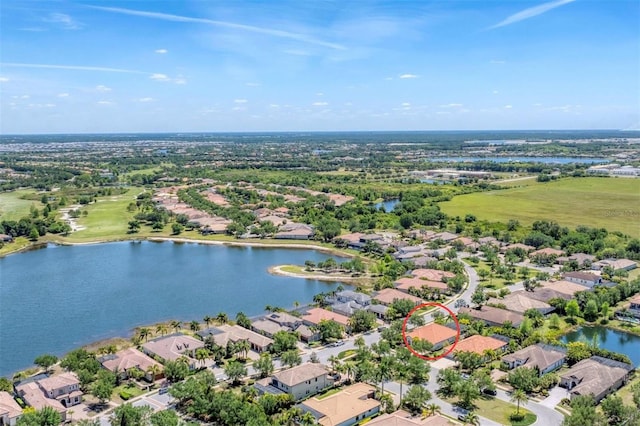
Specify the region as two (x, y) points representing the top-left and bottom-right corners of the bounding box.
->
(401, 302), (461, 361)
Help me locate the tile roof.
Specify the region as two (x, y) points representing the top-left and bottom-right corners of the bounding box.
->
(453, 335), (508, 355)
(0, 391), (22, 420)
(37, 372), (79, 393)
(273, 363), (328, 387)
(530, 247), (564, 257)
(563, 272), (601, 282)
(458, 306), (524, 327)
(15, 382), (65, 414)
(374, 288), (423, 306)
(301, 383), (380, 426)
(396, 277), (448, 292)
(303, 308), (350, 327)
(251, 319), (290, 336)
(101, 348), (163, 374)
(561, 356), (632, 399)
(541, 280), (590, 296)
(411, 269), (455, 281)
(211, 324), (274, 348)
(502, 344), (566, 371)
(488, 293), (553, 314)
(142, 333), (204, 361)
(408, 323), (458, 345)
(368, 410), (452, 425)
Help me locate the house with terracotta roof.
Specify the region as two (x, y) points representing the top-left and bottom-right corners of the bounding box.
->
(502, 344), (566, 376)
(411, 269), (455, 281)
(373, 288), (423, 306)
(452, 335), (508, 357)
(488, 292), (554, 315)
(199, 325), (273, 353)
(529, 247), (564, 264)
(408, 323), (458, 350)
(395, 277), (449, 294)
(560, 356), (633, 402)
(563, 272), (602, 288)
(15, 380), (67, 422)
(458, 306), (524, 327)
(302, 308), (350, 328)
(501, 243), (535, 254)
(269, 363), (333, 401)
(36, 372), (82, 408)
(0, 391), (22, 426)
(142, 333), (205, 367)
(368, 410), (452, 426)
(299, 383), (381, 426)
(100, 348), (164, 381)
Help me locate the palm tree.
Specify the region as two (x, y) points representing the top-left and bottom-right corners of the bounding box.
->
(190, 320), (200, 332)
(195, 348), (210, 367)
(343, 360), (357, 382)
(422, 403), (441, 418)
(203, 315), (213, 328)
(216, 312), (228, 324)
(328, 355), (341, 373)
(511, 389), (528, 415)
(463, 412), (480, 426)
(170, 320), (182, 333)
(354, 336), (366, 350)
(146, 364), (161, 381)
(156, 323), (168, 336)
(264, 305), (274, 313)
(236, 339), (250, 360)
(138, 327), (151, 341)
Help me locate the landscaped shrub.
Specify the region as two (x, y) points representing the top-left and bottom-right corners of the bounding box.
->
(119, 390), (133, 400)
(509, 412), (525, 422)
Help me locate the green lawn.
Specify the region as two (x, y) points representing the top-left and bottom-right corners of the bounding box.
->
(474, 396), (536, 426)
(440, 177), (640, 237)
(0, 189), (40, 221)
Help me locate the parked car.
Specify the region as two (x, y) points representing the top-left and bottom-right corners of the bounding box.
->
(483, 388), (497, 396)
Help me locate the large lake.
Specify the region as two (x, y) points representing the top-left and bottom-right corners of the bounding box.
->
(562, 326), (640, 367)
(0, 241), (345, 376)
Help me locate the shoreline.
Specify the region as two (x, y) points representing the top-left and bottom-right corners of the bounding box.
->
(268, 264), (369, 283)
(0, 234), (357, 259)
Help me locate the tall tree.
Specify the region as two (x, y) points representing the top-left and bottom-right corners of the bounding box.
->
(511, 389), (528, 415)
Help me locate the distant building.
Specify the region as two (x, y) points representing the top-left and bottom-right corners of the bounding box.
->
(560, 356), (633, 402)
(563, 272), (602, 288)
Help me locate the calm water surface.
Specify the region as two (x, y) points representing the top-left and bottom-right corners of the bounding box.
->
(0, 241), (345, 376)
(562, 326), (640, 367)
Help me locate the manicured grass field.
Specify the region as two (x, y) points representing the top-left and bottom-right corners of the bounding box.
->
(474, 396), (536, 426)
(440, 177), (640, 237)
(0, 189), (40, 221)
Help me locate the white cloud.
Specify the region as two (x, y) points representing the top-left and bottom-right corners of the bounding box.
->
(150, 73), (186, 84)
(91, 6), (346, 50)
(1, 63), (146, 74)
(504, 105), (513, 109)
(155, 49), (168, 54)
(234, 99), (248, 104)
(97, 100), (115, 105)
(57, 93), (69, 98)
(44, 13), (82, 30)
(150, 73), (170, 82)
(96, 85), (112, 92)
(312, 101), (329, 106)
(439, 103), (463, 108)
(399, 74), (418, 79)
(137, 97), (155, 102)
(489, 0), (576, 30)
(0, 77), (8, 82)
(28, 103), (56, 108)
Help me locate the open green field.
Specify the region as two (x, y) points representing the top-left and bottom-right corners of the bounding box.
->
(0, 190), (40, 221)
(474, 396), (536, 426)
(440, 177), (640, 237)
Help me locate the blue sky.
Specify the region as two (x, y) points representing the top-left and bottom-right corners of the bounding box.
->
(1, 0), (638, 133)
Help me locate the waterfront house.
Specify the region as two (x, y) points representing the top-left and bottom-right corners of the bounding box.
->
(502, 344), (566, 376)
(335, 290), (371, 306)
(487, 292), (554, 315)
(458, 306), (524, 327)
(199, 325), (273, 353)
(452, 335), (508, 357)
(330, 301), (367, 317)
(523, 280), (589, 302)
(100, 348), (164, 381)
(261, 363), (333, 401)
(560, 356), (633, 402)
(563, 272), (602, 287)
(15, 380), (67, 422)
(299, 383), (380, 426)
(302, 308), (350, 328)
(0, 391), (22, 426)
(36, 372), (82, 408)
(373, 288), (423, 307)
(628, 295), (640, 318)
(274, 223), (314, 240)
(407, 323), (458, 350)
(142, 333), (205, 368)
(0, 234), (13, 243)
(251, 319), (291, 337)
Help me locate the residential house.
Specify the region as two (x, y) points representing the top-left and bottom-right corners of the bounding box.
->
(299, 383), (381, 426)
(373, 288), (423, 307)
(502, 344), (566, 376)
(592, 258), (638, 273)
(478, 236), (500, 248)
(302, 308), (350, 328)
(432, 232), (458, 242)
(100, 348), (164, 381)
(36, 372), (82, 407)
(199, 325), (273, 353)
(331, 301), (367, 317)
(628, 295), (640, 318)
(411, 269), (455, 282)
(335, 290), (371, 306)
(335, 233), (365, 250)
(0, 234), (13, 243)
(15, 380), (67, 422)
(458, 306), (524, 327)
(560, 356), (633, 402)
(563, 272), (602, 288)
(395, 277), (448, 295)
(488, 292), (554, 315)
(266, 312), (302, 329)
(368, 410), (453, 426)
(259, 215), (287, 227)
(269, 363), (332, 401)
(366, 304), (389, 320)
(294, 324), (320, 343)
(556, 253), (596, 267)
(530, 247), (564, 258)
(524, 280), (590, 302)
(452, 335), (509, 357)
(407, 323), (458, 350)
(274, 223), (314, 240)
(142, 333), (205, 367)
(501, 243), (535, 254)
(0, 392), (22, 426)
(251, 319), (291, 337)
